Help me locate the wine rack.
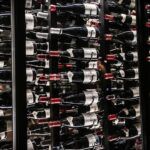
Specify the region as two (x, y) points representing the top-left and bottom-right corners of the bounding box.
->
(0, 0), (149, 149)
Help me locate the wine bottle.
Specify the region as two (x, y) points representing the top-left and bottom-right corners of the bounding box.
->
(26, 68), (37, 83)
(118, 105), (140, 118)
(0, 69), (11, 82)
(0, 13), (11, 26)
(62, 112), (101, 129)
(25, 0), (47, 9)
(114, 68), (139, 79)
(63, 133), (104, 149)
(26, 59), (49, 69)
(28, 108), (50, 119)
(26, 41), (49, 56)
(50, 26), (100, 38)
(0, 42), (11, 54)
(0, 55), (11, 68)
(105, 14), (136, 26)
(50, 3), (100, 16)
(115, 0), (135, 9)
(63, 89), (100, 106)
(26, 89), (50, 105)
(0, 90), (12, 106)
(25, 13), (48, 31)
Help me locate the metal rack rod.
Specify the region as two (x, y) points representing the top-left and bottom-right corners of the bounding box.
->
(11, 0), (27, 149)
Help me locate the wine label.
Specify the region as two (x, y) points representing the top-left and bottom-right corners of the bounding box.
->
(122, 108), (129, 116)
(84, 3), (98, 15)
(66, 48), (74, 57)
(0, 109), (4, 116)
(50, 28), (62, 35)
(86, 134), (99, 147)
(27, 139), (34, 150)
(84, 90), (99, 106)
(27, 90), (34, 104)
(83, 48), (98, 58)
(36, 32), (48, 39)
(0, 61), (4, 68)
(121, 14), (127, 23)
(67, 71), (74, 83)
(130, 87), (139, 97)
(26, 68), (34, 82)
(86, 27), (96, 38)
(25, 13), (34, 31)
(66, 116), (74, 126)
(132, 52), (138, 61)
(131, 31), (137, 45)
(118, 0), (123, 4)
(25, 0), (32, 8)
(32, 111), (38, 119)
(37, 12), (48, 19)
(132, 105), (140, 117)
(45, 60), (50, 68)
(119, 70), (125, 78)
(130, 0), (135, 9)
(120, 53), (125, 61)
(88, 61), (98, 69)
(90, 104), (99, 113)
(83, 69), (97, 83)
(133, 68), (139, 79)
(83, 113), (98, 126)
(122, 128), (129, 137)
(44, 109), (50, 118)
(0, 132), (6, 140)
(134, 123), (141, 135)
(26, 41), (34, 55)
(7, 120), (12, 131)
(131, 15), (136, 26)
(35, 94), (40, 103)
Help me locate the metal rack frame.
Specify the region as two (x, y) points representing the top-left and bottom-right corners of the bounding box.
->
(11, 0), (27, 149)
(136, 0), (150, 150)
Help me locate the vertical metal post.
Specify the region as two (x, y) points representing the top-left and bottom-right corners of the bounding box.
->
(11, 0), (27, 149)
(136, 0), (150, 149)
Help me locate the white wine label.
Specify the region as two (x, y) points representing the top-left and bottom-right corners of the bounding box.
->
(84, 90), (99, 105)
(130, 0), (135, 9)
(83, 69), (97, 83)
(122, 108), (129, 116)
(45, 60), (50, 68)
(132, 52), (138, 61)
(119, 70), (125, 78)
(123, 128), (129, 137)
(0, 132), (6, 140)
(120, 53), (125, 61)
(7, 120), (12, 131)
(130, 87), (139, 97)
(35, 94), (39, 103)
(67, 71), (74, 83)
(26, 41), (34, 55)
(118, 0), (123, 4)
(86, 27), (96, 38)
(131, 15), (136, 26)
(0, 110), (4, 116)
(44, 109), (51, 118)
(84, 3), (98, 15)
(132, 105), (140, 117)
(0, 61), (4, 68)
(90, 104), (99, 113)
(133, 68), (139, 79)
(49, 145), (52, 150)
(27, 139), (34, 150)
(83, 48), (98, 58)
(26, 68), (34, 82)
(134, 123), (141, 135)
(32, 111), (38, 119)
(37, 12), (48, 19)
(66, 116), (74, 126)
(86, 134), (98, 147)
(50, 28), (62, 35)
(25, 0), (32, 8)
(25, 13), (34, 31)
(46, 42), (49, 53)
(67, 48), (74, 57)
(36, 32), (48, 39)
(131, 31), (137, 45)
(83, 113), (98, 126)
(27, 90), (34, 104)
(121, 14), (126, 23)
(88, 61), (98, 69)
